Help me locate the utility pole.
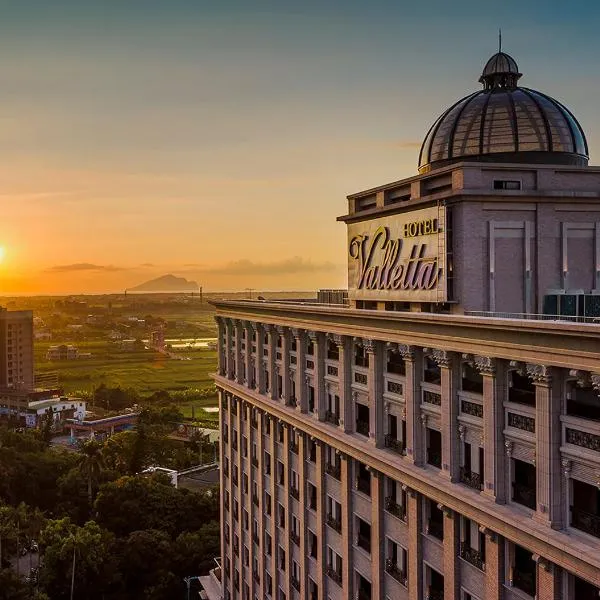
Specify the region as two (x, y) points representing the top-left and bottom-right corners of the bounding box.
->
(245, 288), (254, 300)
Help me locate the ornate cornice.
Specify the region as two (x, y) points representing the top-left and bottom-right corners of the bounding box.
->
(363, 338), (376, 354)
(332, 333), (345, 347)
(474, 355), (496, 376)
(290, 327), (304, 339)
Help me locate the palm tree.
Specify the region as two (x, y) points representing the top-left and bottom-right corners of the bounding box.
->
(78, 439), (105, 506)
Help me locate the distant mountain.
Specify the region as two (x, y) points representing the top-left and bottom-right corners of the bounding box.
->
(129, 274), (199, 293)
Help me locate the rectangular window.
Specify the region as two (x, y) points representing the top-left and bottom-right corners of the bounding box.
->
(493, 179), (521, 190)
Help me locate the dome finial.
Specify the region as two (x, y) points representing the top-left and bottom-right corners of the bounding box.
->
(499, 28), (502, 53)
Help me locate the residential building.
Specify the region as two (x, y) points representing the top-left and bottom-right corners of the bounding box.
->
(0, 308), (34, 391)
(211, 49), (600, 600)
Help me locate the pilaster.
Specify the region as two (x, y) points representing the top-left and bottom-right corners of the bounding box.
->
(279, 327), (291, 403)
(225, 319), (234, 380)
(315, 440), (326, 597)
(341, 452), (353, 598)
(476, 355), (507, 503)
(244, 322), (254, 388)
(366, 339), (385, 447)
(256, 324), (266, 395)
(483, 529), (503, 600)
(434, 349), (459, 481)
(267, 325), (278, 401)
(334, 334), (352, 433)
(403, 346), (423, 466)
(234, 320), (244, 386)
(529, 364), (563, 528)
(292, 329), (307, 413)
(216, 317), (225, 376)
(406, 488), (423, 600)
(371, 468), (384, 600)
(535, 556), (562, 600)
(441, 505), (459, 600)
(311, 331), (326, 420)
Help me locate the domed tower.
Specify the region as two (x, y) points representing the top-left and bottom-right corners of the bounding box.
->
(418, 50), (589, 173)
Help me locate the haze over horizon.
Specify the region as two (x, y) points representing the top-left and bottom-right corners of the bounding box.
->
(2, 0), (600, 294)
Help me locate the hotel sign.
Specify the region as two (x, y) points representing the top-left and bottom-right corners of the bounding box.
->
(348, 206), (446, 303)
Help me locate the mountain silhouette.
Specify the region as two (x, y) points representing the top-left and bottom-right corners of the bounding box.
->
(129, 274), (199, 292)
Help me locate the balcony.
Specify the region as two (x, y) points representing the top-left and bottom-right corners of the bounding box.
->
(251, 456), (259, 468)
(290, 486), (300, 501)
(427, 519), (443, 541)
(289, 396), (298, 408)
(384, 434), (405, 455)
(223, 431), (229, 443)
(385, 559), (407, 585)
(252, 494), (259, 506)
(355, 372), (368, 384)
(232, 439), (238, 451)
(289, 440), (299, 454)
(290, 575), (301, 592)
(423, 390), (442, 406)
(512, 482), (536, 510)
(356, 420), (370, 437)
(513, 569), (536, 597)
(252, 533), (259, 545)
(384, 497), (406, 521)
(459, 467), (482, 491)
(326, 566), (342, 586)
(357, 533), (371, 553)
(325, 462), (341, 480)
(253, 570), (260, 584)
(571, 506), (600, 538)
(290, 531), (300, 546)
(326, 513), (342, 533)
(459, 542), (485, 571)
(325, 410), (340, 426)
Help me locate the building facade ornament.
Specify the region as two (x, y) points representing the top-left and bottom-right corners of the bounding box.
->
(592, 373), (600, 393)
(397, 344), (415, 361)
(474, 355), (496, 376)
(526, 363), (552, 385)
(561, 459), (572, 478)
(458, 424), (466, 441)
(432, 348), (451, 368)
(332, 333), (345, 347)
(363, 338), (376, 353)
(420, 413), (428, 427)
(504, 440), (513, 457)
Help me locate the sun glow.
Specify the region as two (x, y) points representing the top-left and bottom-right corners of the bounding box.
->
(0, 247), (5, 263)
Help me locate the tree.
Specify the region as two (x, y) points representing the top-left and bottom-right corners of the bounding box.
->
(171, 521), (220, 577)
(39, 518), (120, 600)
(77, 440), (105, 506)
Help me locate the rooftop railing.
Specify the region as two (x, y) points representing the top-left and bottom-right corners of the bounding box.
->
(465, 310), (600, 324)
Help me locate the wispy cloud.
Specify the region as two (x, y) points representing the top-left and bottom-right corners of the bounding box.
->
(189, 257), (339, 277)
(45, 263), (125, 273)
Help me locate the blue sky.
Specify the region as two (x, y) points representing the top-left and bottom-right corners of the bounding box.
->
(0, 0), (598, 292)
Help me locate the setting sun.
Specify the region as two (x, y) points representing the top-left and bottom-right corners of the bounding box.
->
(0, 247), (6, 263)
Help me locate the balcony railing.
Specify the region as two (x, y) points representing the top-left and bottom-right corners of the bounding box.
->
(423, 390), (442, 406)
(252, 533), (259, 545)
(507, 412), (535, 433)
(513, 569), (536, 597)
(251, 457), (259, 468)
(427, 519), (444, 541)
(384, 496), (406, 520)
(327, 365), (339, 376)
(223, 431), (229, 443)
(326, 566), (342, 585)
(355, 372), (368, 384)
(460, 399), (483, 418)
(571, 506), (600, 538)
(326, 513), (342, 533)
(290, 531), (300, 546)
(290, 487), (300, 501)
(253, 570), (260, 584)
(357, 589), (371, 600)
(252, 494), (259, 506)
(356, 420), (370, 436)
(357, 532), (371, 553)
(290, 575), (300, 591)
(512, 482), (536, 510)
(384, 434), (405, 455)
(289, 396), (298, 408)
(325, 410), (340, 426)
(385, 559), (407, 585)
(326, 462), (341, 480)
(459, 542), (485, 571)
(459, 467), (482, 491)
(289, 441), (299, 454)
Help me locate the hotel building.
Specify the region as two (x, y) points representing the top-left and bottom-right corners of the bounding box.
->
(210, 50), (600, 600)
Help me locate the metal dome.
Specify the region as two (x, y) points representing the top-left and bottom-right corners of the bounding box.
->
(418, 52), (589, 173)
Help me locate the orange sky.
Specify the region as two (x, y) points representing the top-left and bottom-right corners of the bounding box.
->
(2, 2), (599, 294)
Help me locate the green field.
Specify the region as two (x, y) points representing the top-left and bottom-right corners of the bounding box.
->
(35, 340), (218, 396)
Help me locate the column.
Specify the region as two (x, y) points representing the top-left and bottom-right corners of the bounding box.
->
(244, 322), (254, 389)
(292, 329), (307, 413)
(441, 506), (459, 600)
(235, 320), (244, 386)
(225, 319), (234, 380)
(434, 349), (459, 481)
(216, 317), (225, 375)
(219, 390), (229, 595)
(528, 364), (563, 527)
(315, 440), (326, 597)
(298, 433), (307, 594)
(475, 356), (507, 503)
(281, 423), (292, 600)
(403, 346), (423, 466)
(370, 469), (384, 600)
(406, 488), (423, 600)
(366, 339), (385, 447)
(253, 408), (265, 599)
(279, 327), (291, 404)
(256, 325), (266, 395)
(341, 453), (354, 598)
(267, 416), (278, 594)
(334, 334), (352, 433)
(535, 556), (562, 600)
(267, 326), (278, 400)
(482, 529), (504, 600)
(311, 332), (326, 420)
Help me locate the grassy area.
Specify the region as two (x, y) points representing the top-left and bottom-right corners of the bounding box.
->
(35, 340), (218, 396)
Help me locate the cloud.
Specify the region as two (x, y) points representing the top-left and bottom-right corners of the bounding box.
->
(189, 257), (339, 277)
(45, 263), (125, 273)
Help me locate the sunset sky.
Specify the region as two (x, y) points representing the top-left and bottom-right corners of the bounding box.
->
(1, 0), (600, 293)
